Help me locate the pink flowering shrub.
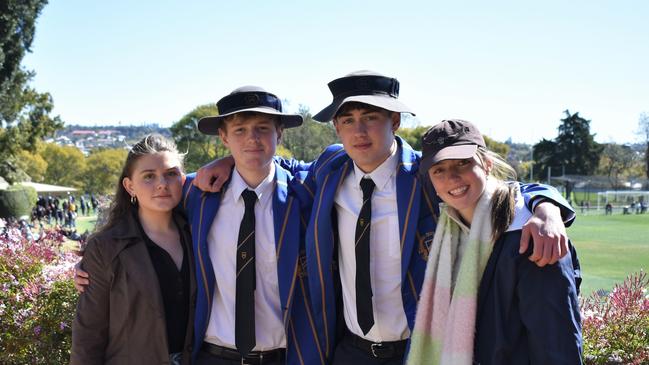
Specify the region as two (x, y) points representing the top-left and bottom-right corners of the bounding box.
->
(581, 271), (649, 365)
(0, 221), (79, 364)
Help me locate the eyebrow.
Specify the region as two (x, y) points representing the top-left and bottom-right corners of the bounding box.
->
(138, 166), (180, 173)
(338, 110), (380, 117)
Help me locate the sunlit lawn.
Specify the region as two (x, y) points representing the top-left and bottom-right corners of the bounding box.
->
(42, 215), (97, 252)
(37, 212), (649, 296)
(569, 213), (649, 295)
(75, 215), (97, 234)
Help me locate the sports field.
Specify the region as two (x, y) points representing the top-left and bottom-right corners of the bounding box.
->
(67, 214), (647, 296)
(569, 213), (649, 295)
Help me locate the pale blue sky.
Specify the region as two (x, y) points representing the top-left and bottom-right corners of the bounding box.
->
(23, 0), (649, 144)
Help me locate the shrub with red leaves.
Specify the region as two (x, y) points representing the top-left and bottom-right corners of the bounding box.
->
(581, 271), (649, 365)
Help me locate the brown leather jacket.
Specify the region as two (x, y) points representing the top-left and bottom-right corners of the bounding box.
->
(71, 211), (196, 365)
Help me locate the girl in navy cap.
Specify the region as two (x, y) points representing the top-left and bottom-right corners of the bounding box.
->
(407, 120), (583, 365)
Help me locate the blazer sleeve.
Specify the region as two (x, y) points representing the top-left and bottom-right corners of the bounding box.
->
(517, 242), (583, 365)
(519, 182), (576, 227)
(273, 156), (314, 174)
(70, 237), (112, 365)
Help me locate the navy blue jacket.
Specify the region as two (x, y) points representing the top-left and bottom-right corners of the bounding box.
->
(475, 230), (583, 364)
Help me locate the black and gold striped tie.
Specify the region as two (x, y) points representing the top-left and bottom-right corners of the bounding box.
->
(356, 177), (375, 335)
(236, 189), (257, 356)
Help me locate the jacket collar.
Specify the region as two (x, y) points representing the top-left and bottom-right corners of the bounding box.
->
(109, 208), (190, 244)
(395, 135), (420, 175)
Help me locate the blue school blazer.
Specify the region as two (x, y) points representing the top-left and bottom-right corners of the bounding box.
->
(284, 136), (575, 361)
(182, 162), (325, 365)
(475, 230), (583, 364)
(290, 137), (438, 360)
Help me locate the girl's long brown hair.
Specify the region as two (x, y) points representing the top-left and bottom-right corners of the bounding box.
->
(97, 134), (184, 233)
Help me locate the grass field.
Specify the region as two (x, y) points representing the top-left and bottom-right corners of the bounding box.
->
(569, 213), (649, 295)
(48, 213), (648, 296)
(75, 215), (97, 234)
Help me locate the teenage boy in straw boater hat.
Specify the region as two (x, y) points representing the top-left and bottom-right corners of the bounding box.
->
(186, 86), (324, 365)
(194, 71), (575, 364)
(75, 86), (325, 365)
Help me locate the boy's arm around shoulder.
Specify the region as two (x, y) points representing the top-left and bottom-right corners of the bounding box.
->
(179, 172), (199, 219)
(519, 183), (575, 226)
(275, 143), (345, 177)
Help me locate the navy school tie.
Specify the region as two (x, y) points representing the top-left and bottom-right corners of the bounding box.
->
(236, 189), (257, 356)
(356, 177), (376, 335)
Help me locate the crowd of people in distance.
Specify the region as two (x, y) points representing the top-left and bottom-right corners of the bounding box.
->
(0, 193), (105, 244)
(31, 193), (99, 228)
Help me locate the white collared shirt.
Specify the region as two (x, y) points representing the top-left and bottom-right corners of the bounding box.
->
(205, 164), (286, 350)
(334, 142), (410, 342)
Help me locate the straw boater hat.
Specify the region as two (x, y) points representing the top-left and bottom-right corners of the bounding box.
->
(313, 70), (415, 123)
(197, 86), (303, 135)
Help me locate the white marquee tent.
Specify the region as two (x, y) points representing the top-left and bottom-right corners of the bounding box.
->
(0, 177), (77, 194)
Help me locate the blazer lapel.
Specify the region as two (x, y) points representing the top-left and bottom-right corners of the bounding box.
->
(110, 216), (165, 317)
(193, 191), (221, 317)
(477, 239), (504, 320)
(120, 238), (166, 317)
(273, 165), (300, 328)
(307, 158), (352, 358)
(395, 139), (422, 281)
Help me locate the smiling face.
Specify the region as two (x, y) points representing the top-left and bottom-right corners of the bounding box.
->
(122, 151), (183, 215)
(427, 155), (492, 224)
(218, 112), (282, 179)
(333, 104), (400, 173)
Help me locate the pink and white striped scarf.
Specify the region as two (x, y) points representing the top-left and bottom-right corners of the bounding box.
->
(407, 179), (497, 365)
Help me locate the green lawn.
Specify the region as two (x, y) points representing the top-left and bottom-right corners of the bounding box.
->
(41, 213), (649, 296)
(75, 215), (97, 234)
(569, 213), (649, 295)
(40, 214), (97, 233)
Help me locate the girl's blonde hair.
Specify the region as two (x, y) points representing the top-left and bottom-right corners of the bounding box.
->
(475, 147), (518, 241)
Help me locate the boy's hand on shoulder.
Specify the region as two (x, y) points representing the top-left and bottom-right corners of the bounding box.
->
(194, 156), (234, 192)
(73, 262), (89, 293)
(519, 202), (568, 267)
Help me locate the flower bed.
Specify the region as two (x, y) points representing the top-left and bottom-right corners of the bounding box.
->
(0, 221), (79, 365)
(581, 271), (649, 364)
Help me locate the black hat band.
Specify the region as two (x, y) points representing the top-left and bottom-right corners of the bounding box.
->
(217, 92), (282, 115)
(328, 75), (400, 99)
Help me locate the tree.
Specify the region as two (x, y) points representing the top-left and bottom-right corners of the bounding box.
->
(483, 135), (510, 160)
(0, 1), (46, 103)
(396, 125), (428, 151)
(15, 149), (47, 182)
(169, 104), (229, 172)
(533, 110), (603, 197)
(533, 110), (602, 178)
(597, 143), (638, 189)
(281, 106), (338, 162)
(638, 112), (649, 179)
(42, 143), (86, 188)
(81, 148), (129, 194)
(0, 0), (63, 183)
